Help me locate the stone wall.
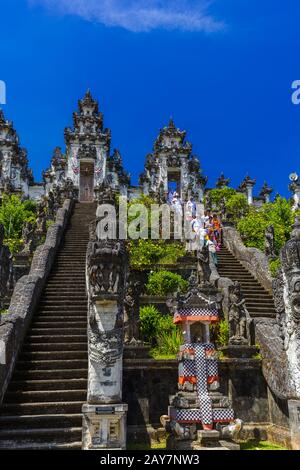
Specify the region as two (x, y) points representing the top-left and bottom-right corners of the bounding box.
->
(123, 357), (268, 425)
(124, 357), (292, 446)
(222, 226), (273, 293)
(0, 199), (74, 403)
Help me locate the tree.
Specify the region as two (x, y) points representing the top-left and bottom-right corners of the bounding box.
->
(0, 195), (37, 253)
(225, 193), (249, 223)
(237, 197), (297, 254)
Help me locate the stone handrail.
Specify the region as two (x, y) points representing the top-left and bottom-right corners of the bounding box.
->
(0, 199), (74, 404)
(222, 226), (273, 293)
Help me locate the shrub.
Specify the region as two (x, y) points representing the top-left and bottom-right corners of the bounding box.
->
(146, 270), (188, 296)
(139, 305), (161, 342)
(225, 193), (249, 223)
(127, 239), (185, 269)
(269, 258), (281, 278)
(208, 187), (236, 211)
(237, 197), (296, 254)
(154, 328), (183, 357)
(0, 194), (37, 254)
(157, 314), (176, 335)
(211, 320), (229, 347)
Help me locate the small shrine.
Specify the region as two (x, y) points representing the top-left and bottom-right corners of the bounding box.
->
(163, 273), (241, 450)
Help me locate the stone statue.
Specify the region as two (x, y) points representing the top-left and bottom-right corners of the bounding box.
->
(0, 224), (14, 306)
(197, 245), (211, 286)
(158, 180), (166, 204)
(124, 273), (142, 344)
(265, 224), (276, 259)
(36, 200), (47, 236)
(228, 281), (250, 345)
(95, 176), (116, 205)
(60, 177), (77, 200)
(46, 191), (55, 219)
(21, 221), (35, 255)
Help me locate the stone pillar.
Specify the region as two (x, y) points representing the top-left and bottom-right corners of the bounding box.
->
(289, 179), (300, 212)
(288, 400), (300, 449)
(239, 176), (256, 205)
(82, 237), (128, 450)
(246, 183), (254, 205)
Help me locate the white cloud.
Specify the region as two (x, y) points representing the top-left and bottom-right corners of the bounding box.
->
(29, 0), (224, 33)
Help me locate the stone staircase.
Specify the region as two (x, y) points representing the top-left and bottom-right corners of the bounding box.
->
(217, 246), (276, 318)
(0, 202), (96, 450)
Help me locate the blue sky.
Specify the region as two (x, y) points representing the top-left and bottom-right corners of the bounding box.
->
(1, 0), (300, 197)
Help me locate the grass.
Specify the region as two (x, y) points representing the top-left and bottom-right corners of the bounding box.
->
(128, 439), (287, 451)
(127, 439), (167, 450)
(149, 349), (176, 360)
(240, 440), (287, 450)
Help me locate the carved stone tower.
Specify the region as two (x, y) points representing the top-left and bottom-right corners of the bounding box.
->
(0, 110), (34, 197)
(140, 119), (207, 202)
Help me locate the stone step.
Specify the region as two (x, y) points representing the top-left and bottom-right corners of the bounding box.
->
(0, 426), (82, 441)
(16, 359), (87, 370)
(5, 390), (86, 403)
(9, 379), (87, 392)
(245, 300), (275, 307)
(39, 300), (87, 306)
(240, 287), (269, 292)
(40, 296), (87, 302)
(26, 335), (87, 343)
(45, 281), (86, 285)
(13, 369), (88, 381)
(36, 313), (87, 319)
(29, 329), (86, 337)
(0, 439), (82, 450)
(29, 316), (87, 323)
(243, 293), (274, 300)
(1, 401), (84, 415)
(23, 342), (87, 352)
(36, 308), (87, 314)
(19, 351), (88, 361)
(217, 273), (256, 279)
(0, 413), (82, 429)
(31, 324), (87, 331)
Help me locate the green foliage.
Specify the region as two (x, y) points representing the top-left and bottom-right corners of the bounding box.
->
(209, 187), (236, 207)
(269, 257), (281, 278)
(225, 193), (249, 223)
(4, 238), (23, 254)
(211, 320), (229, 347)
(157, 314), (176, 335)
(0, 195), (37, 254)
(139, 305), (162, 342)
(127, 239), (185, 269)
(146, 270), (188, 296)
(0, 195), (37, 239)
(140, 304), (182, 358)
(239, 440), (287, 451)
(152, 328), (183, 357)
(252, 352), (262, 360)
(237, 197), (296, 255)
